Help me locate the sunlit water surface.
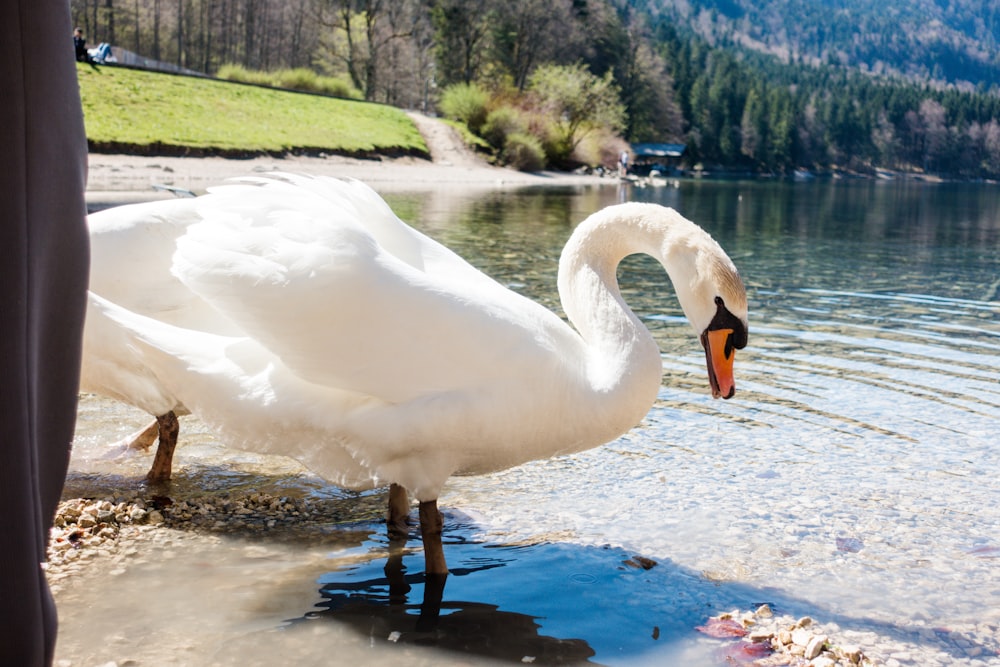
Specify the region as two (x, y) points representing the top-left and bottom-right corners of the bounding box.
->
(60, 179), (1000, 666)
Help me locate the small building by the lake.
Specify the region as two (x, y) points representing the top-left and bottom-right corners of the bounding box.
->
(629, 143), (686, 175)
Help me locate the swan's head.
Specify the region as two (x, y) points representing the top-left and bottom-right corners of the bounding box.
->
(700, 293), (748, 399)
(560, 202), (748, 399)
(662, 226), (748, 400)
(685, 253), (748, 400)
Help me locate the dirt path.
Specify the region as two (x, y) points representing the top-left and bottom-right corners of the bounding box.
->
(405, 111), (486, 167)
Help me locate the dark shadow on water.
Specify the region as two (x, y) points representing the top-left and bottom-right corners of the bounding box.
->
(285, 511), (995, 666)
(288, 515), (621, 665)
(282, 514), (739, 665)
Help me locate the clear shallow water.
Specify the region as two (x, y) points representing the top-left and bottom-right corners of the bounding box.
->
(61, 179), (1000, 665)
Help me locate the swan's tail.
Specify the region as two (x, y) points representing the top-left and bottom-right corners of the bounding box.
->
(83, 292), (379, 489)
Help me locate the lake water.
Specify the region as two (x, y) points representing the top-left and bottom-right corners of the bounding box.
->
(59, 178), (1000, 666)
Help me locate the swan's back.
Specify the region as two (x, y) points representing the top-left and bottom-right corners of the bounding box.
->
(169, 176), (585, 404)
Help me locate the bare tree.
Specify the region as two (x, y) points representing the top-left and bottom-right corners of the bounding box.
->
(919, 98), (948, 172)
(492, 0), (575, 90)
(430, 0), (491, 86)
(132, 0), (142, 52)
(316, 0), (419, 102)
(105, 0), (116, 44)
(152, 0), (161, 60)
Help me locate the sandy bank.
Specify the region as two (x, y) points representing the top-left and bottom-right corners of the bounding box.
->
(86, 152), (616, 209)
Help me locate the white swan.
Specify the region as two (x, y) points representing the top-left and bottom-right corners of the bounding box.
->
(81, 174), (748, 574)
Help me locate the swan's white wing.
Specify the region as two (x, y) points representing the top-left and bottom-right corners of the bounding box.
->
(218, 175), (431, 271)
(170, 180), (583, 404)
(88, 198), (242, 334)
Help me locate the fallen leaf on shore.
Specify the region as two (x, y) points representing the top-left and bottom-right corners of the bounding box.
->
(696, 617), (748, 638)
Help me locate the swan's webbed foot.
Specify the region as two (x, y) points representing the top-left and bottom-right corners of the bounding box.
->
(99, 419), (159, 461)
(419, 499), (448, 576)
(126, 420), (160, 451)
(145, 411), (179, 483)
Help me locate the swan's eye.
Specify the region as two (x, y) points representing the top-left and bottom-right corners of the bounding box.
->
(708, 296), (747, 350)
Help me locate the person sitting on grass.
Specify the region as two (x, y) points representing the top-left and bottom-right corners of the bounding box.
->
(73, 27), (94, 64)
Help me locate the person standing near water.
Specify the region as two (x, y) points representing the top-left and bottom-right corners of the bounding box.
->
(0, 1), (90, 665)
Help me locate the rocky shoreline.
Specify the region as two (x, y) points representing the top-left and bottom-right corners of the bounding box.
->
(697, 605), (874, 666)
(46, 490), (384, 595)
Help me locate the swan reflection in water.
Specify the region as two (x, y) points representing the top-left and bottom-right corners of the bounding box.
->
(292, 518), (601, 664)
(286, 508), (752, 665)
(311, 564), (598, 663)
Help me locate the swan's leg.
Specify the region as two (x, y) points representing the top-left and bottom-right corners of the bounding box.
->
(415, 570), (446, 632)
(145, 411), (179, 483)
(387, 483), (411, 539)
(125, 419), (159, 451)
(385, 484), (415, 603)
(384, 544), (411, 603)
(418, 499), (448, 575)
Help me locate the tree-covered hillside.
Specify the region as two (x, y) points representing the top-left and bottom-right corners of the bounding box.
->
(649, 23), (1000, 176)
(635, 0), (1000, 90)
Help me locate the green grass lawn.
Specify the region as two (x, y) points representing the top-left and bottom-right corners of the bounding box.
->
(78, 63), (428, 158)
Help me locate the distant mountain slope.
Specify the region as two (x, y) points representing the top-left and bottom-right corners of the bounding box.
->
(636, 0), (1000, 89)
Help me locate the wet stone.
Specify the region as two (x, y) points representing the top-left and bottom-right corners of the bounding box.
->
(699, 605), (883, 667)
(46, 488), (384, 580)
(792, 627), (814, 646)
(805, 634), (829, 659)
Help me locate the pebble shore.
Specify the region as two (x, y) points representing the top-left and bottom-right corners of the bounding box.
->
(695, 603), (999, 667)
(698, 605), (875, 666)
(46, 490), (384, 595)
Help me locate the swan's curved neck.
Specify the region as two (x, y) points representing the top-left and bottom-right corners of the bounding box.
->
(556, 204), (698, 407)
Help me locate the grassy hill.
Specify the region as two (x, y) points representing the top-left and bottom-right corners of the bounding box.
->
(77, 63), (428, 158)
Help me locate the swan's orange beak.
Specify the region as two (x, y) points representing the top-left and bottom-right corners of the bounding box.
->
(702, 328), (736, 399)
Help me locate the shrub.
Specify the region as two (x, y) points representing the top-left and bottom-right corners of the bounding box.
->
(502, 132), (547, 171)
(481, 105), (526, 150)
(438, 82), (490, 135)
(275, 69), (361, 99)
(216, 63), (263, 85)
(215, 64), (361, 99)
(572, 127), (629, 170)
(523, 114), (572, 167)
(528, 63), (626, 163)
(275, 67), (321, 92)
